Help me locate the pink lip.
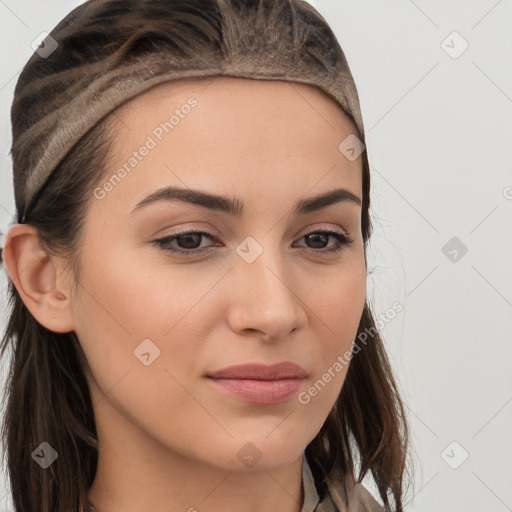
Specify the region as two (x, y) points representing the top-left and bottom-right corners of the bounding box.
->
(207, 362), (307, 380)
(206, 362), (307, 404)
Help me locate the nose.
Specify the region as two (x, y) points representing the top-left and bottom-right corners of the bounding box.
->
(226, 245), (308, 341)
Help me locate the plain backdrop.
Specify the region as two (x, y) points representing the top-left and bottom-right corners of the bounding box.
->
(0, 1), (511, 511)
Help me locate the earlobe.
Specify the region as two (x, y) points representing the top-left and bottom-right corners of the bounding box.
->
(2, 223), (75, 333)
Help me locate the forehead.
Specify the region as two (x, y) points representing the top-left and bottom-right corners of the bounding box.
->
(99, 76), (363, 211)
(111, 75), (360, 146)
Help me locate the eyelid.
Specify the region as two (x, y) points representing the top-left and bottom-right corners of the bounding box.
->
(297, 223), (349, 237)
(154, 223), (220, 240)
(158, 222), (350, 242)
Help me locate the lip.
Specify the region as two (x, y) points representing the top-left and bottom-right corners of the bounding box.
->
(206, 362), (307, 404)
(207, 362), (307, 380)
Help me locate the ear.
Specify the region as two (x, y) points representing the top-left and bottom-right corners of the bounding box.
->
(2, 223), (75, 333)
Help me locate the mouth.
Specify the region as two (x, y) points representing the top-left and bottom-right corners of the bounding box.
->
(205, 361), (307, 404)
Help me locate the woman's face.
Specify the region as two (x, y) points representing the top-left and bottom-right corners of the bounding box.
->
(70, 76), (366, 472)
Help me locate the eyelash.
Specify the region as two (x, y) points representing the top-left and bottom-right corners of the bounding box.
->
(152, 228), (354, 258)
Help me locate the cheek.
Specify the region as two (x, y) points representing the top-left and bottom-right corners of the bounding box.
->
(71, 250), (215, 439)
(76, 239), (217, 333)
(309, 259), (366, 346)
(72, 247), (229, 388)
(299, 258), (366, 406)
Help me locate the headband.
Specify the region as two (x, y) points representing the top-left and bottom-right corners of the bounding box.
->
(9, 0), (365, 226)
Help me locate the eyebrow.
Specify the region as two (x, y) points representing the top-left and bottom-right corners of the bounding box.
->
(131, 186), (362, 216)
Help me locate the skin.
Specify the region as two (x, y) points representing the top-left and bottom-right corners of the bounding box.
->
(3, 76), (366, 512)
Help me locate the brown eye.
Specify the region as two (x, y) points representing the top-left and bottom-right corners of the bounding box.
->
(152, 229), (353, 259)
(172, 233), (204, 250)
(153, 230), (217, 257)
(295, 230), (353, 254)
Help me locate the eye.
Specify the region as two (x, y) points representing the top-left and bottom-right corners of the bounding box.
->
(294, 229), (354, 254)
(152, 230), (218, 257)
(152, 228), (354, 258)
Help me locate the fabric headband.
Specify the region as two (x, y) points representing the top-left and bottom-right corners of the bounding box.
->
(9, 0), (366, 226)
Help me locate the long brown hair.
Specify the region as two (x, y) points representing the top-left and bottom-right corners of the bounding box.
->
(0, 1), (414, 511)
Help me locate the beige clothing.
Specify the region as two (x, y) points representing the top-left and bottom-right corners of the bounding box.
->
(302, 452), (385, 512)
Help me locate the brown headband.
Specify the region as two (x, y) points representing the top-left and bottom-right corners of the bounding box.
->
(10, 0), (365, 225)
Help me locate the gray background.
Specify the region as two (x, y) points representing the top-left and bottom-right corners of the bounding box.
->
(1, 1), (511, 511)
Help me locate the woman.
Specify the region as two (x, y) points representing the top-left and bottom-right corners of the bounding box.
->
(0, 1), (413, 511)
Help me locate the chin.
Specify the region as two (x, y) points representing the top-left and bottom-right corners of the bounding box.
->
(199, 437), (305, 473)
